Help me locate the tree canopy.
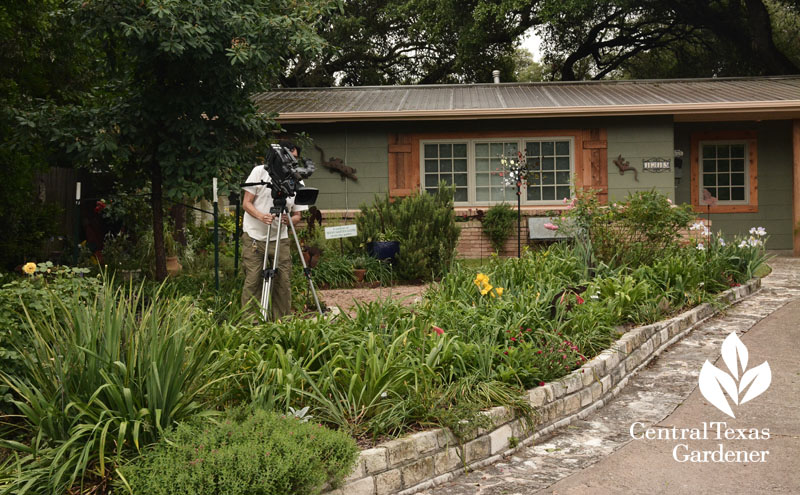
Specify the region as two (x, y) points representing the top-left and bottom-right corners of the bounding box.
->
(44, 0), (337, 279)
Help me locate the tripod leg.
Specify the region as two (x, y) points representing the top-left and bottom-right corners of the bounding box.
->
(287, 218), (324, 315)
(260, 222), (274, 320)
(263, 212), (284, 320)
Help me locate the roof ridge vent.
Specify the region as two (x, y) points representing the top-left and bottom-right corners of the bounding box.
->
(492, 70), (500, 84)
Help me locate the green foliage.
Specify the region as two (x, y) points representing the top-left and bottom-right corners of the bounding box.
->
(355, 184), (461, 281)
(0, 281), (233, 494)
(481, 203), (517, 253)
(0, 263), (99, 413)
(560, 190), (695, 268)
(118, 408), (359, 495)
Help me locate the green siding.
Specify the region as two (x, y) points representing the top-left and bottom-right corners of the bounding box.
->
(606, 116), (675, 202)
(674, 120), (794, 250)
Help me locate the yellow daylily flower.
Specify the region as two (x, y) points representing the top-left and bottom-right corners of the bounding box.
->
(22, 262), (36, 275)
(495, 287), (504, 297)
(480, 284), (493, 296)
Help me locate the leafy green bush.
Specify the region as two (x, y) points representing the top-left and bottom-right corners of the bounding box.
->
(560, 189), (695, 267)
(481, 203), (517, 253)
(0, 281), (234, 494)
(0, 263), (100, 413)
(118, 408), (359, 495)
(354, 184), (461, 281)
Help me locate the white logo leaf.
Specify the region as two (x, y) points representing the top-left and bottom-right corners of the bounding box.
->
(720, 332), (748, 380)
(698, 360), (738, 418)
(739, 362), (771, 404)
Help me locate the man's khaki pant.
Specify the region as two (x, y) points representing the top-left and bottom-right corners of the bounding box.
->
(241, 231), (292, 321)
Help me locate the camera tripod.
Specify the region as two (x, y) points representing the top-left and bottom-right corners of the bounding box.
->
(259, 196), (323, 320)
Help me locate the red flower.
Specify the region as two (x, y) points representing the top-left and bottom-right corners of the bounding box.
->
(432, 326), (444, 336)
(576, 295), (584, 304)
(538, 381), (545, 387)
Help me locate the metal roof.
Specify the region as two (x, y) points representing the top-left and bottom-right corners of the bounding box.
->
(252, 76), (800, 123)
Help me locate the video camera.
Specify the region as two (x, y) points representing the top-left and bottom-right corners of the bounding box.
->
(264, 143), (318, 205)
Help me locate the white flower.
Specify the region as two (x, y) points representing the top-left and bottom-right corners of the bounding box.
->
(696, 243), (705, 251)
(748, 237), (763, 247)
(702, 227), (710, 237)
(749, 226), (767, 237)
(738, 240), (749, 248)
(718, 238), (726, 246)
(690, 222), (705, 231)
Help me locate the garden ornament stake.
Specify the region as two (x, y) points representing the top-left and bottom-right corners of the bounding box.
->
(498, 150), (530, 257)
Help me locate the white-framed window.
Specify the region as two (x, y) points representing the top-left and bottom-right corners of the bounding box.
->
(699, 141), (749, 203)
(420, 137), (575, 205)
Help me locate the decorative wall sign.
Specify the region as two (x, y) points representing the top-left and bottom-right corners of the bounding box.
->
(613, 154), (639, 181)
(324, 224), (358, 239)
(643, 158), (671, 172)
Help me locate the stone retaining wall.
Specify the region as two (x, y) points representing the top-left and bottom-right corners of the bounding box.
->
(324, 278), (761, 495)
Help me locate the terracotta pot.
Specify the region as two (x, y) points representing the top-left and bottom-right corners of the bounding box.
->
(166, 256), (182, 276)
(353, 268), (366, 282)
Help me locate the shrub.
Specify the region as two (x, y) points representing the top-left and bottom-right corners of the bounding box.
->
(354, 183), (461, 281)
(118, 409), (359, 495)
(481, 203), (517, 253)
(560, 189), (695, 267)
(0, 281), (233, 494)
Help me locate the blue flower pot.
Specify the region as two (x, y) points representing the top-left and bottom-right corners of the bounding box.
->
(367, 241), (400, 261)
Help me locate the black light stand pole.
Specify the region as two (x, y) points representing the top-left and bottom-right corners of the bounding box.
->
(232, 191), (240, 274)
(213, 178), (220, 291)
(517, 181), (522, 258)
(73, 182), (81, 265)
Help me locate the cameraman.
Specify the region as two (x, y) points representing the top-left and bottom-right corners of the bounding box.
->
(241, 141), (308, 320)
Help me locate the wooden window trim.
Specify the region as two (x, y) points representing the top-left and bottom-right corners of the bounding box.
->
(690, 130), (758, 214)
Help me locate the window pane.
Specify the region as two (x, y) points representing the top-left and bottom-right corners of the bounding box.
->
(476, 188), (489, 201)
(425, 188), (437, 195)
(702, 145), (716, 159)
(718, 146), (730, 158)
(703, 159), (716, 173)
(441, 160), (451, 172)
(731, 145), (745, 158)
(542, 187), (555, 200)
(718, 174), (730, 186)
(555, 157), (570, 170)
(441, 175), (453, 185)
(425, 160), (438, 173)
(527, 158), (541, 171)
(526, 141), (540, 156)
(556, 186), (571, 200)
(490, 187), (504, 200)
(731, 187), (745, 201)
(731, 173), (745, 186)
(556, 172), (570, 184)
(528, 187), (541, 200)
(555, 141), (570, 155)
(476, 173), (489, 186)
(453, 159), (467, 172)
(731, 159), (745, 172)
(542, 141), (554, 155)
(476, 158), (490, 171)
(453, 143), (467, 157)
(490, 143), (504, 157)
(703, 174), (716, 187)
(542, 172), (555, 185)
(425, 175), (438, 187)
(439, 144), (451, 158)
(540, 157), (555, 171)
(529, 172), (541, 185)
(454, 188), (468, 202)
(424, 144), (438, 157)
(454, 173), (467, 186)
(475, 143), (489, 156)
(506, 142), (518, 154)
(718, 188), (730, 201)
(718, 159), (729, 172)
(490, 173), (504, 186)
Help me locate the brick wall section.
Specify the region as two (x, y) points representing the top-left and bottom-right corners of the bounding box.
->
(323, 278), (760, 495)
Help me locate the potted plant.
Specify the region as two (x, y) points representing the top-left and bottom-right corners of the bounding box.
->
(164, 230), (182, 276)
(367, 227), (400, 261)
(351, 255), (368, 283)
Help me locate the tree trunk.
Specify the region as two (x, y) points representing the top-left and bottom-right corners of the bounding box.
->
(171, 202), (186, 247)
(151, 161), (167, 281)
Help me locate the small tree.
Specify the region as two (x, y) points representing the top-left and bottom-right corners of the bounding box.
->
(60, 0), (336, 279)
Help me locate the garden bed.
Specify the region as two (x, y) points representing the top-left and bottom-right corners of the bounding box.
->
(324, 278), (762, 495)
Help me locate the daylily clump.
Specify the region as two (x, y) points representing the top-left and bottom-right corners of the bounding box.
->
(473, 273), (503, 298)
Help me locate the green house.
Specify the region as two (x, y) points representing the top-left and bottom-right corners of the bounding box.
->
(254, 76), (800, 254)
